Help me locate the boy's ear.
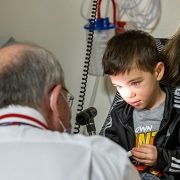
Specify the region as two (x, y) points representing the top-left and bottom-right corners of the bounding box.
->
(50, 85), (62, 115)
(155, 62), (164, 81)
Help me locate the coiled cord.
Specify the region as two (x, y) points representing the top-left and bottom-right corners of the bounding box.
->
(73, 0), (98, 134)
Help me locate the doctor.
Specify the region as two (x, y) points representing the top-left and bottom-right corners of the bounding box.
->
(0, 42), (140, 180)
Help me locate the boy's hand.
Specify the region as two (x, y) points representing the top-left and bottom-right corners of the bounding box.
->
(131, 144), (157, 166)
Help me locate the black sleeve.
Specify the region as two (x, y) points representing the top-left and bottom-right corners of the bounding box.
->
(154, 117), (180, 176)
(155, 143), (180, 174)
(99, 91), (122, 136)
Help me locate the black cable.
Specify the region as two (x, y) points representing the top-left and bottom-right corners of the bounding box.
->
(73, 0), (98, 134)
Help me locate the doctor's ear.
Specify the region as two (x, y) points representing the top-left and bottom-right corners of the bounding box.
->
(50, 85), (61, 114)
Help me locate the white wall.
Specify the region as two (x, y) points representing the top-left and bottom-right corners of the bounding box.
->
(0, 0), (179, 134)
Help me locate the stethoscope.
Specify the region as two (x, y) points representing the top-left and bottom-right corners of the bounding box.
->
(0, 113), (48, 130)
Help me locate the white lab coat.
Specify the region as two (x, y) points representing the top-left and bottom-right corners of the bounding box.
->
(0, 105), (140, 180)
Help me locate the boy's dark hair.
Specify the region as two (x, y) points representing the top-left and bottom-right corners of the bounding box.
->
(102, 30), (162, 75)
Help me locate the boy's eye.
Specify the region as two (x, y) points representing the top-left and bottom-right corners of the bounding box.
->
(131, 81), (141, 86)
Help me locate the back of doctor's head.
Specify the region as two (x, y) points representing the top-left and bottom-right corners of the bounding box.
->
(0, 42), (65, 109)
(102, 30), (162, 75)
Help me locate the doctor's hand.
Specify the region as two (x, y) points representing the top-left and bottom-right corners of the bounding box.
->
(131, 144), (157, 166)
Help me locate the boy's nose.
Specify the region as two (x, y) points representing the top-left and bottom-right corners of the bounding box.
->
(125, 89), (135, 98)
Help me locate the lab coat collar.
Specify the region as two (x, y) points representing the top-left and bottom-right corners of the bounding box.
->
(0, 105), (48, 129)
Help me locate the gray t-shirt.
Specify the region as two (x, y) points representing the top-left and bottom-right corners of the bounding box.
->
(133, 101), (165, 147)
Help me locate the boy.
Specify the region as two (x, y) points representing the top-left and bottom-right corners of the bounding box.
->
(100, 30), (180, 180)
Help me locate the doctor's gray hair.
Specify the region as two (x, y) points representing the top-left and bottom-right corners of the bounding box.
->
(0, 42), (65, 109)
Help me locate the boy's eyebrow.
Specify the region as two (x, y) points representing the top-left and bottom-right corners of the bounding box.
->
(128, 77), (143, 83)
